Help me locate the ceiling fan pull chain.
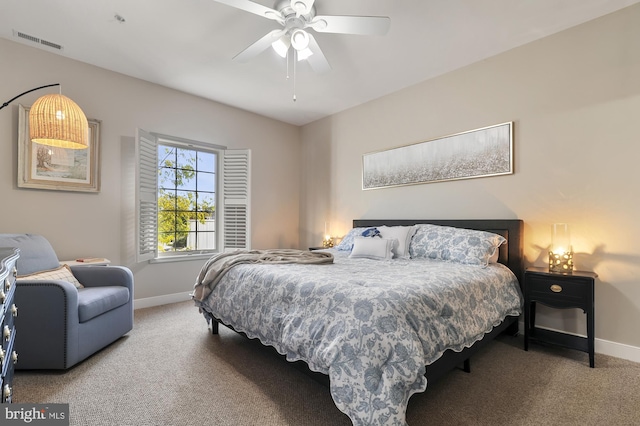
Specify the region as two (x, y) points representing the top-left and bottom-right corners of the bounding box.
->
(286, 47), (291, 80)
(293, 49), (297, 102)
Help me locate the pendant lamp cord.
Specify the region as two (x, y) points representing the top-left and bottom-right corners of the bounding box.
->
(0, 83), (60, 111)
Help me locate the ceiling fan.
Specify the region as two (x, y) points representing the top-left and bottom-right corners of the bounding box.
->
(213, 0), (391, 73)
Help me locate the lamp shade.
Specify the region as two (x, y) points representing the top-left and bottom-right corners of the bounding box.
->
(29, 93), (89, 149)
(549, 223), (573, 273)
(291, 29), (310, 51)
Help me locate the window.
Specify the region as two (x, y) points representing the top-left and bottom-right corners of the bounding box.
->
(135, 129), (250, 262)
(158, 144), (217, 254)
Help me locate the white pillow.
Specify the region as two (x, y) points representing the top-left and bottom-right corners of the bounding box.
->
(378, 226), (416, 259)
(349, 237), (395, 260)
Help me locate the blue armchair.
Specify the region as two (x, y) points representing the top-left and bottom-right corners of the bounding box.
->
(0, 234), (133, 370)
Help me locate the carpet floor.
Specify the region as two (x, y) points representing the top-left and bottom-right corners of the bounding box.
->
(14, 301), (640, 425)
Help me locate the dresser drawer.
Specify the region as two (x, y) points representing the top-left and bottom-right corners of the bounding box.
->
(1, 359), (14, 403)
(526, 274), (592, 309)
(0, 266), (16, 314)
(0, 248), (19, 404)
(0, 330), (16, 377)
(1, 319), (15, 358)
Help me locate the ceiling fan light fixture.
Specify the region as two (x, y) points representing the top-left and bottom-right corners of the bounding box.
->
(297, 47), (313, 61)
(291, 0), (310, 15)
(290, 29), (310, 51)
(272, 35), (290, 58)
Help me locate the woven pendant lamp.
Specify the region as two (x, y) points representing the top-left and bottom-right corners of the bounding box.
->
(29, 93), (89, 149)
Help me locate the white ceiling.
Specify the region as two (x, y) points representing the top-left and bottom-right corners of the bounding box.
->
(1, 0), (638, 126)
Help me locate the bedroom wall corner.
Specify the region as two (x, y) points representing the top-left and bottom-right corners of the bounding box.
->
(1, 37), (301, 303)
(300, 119), (335, 249)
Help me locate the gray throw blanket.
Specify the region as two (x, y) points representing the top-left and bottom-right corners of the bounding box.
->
(192, 249), (333, 302)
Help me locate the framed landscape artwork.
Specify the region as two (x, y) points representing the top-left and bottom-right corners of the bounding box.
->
(362, 122), (513, 190)
(18, 104), (101, 192)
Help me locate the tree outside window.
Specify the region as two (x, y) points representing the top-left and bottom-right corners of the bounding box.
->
(157, 145), (217, 253)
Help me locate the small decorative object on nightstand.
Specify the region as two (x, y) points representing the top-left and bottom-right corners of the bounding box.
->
(322, 222), (334, 248)
(549, 223), (573, 273)
(524, 266), (597, 367)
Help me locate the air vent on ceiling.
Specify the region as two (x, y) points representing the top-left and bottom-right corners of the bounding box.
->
(13, 30), (64, 51)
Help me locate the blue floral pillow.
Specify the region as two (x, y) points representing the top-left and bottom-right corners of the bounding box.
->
(336, 227), (380, 251)
(335, 227), (367, 251)
(409, 224), (505, 267)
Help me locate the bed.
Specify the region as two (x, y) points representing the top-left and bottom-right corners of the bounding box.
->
(193, 219), (524, 426)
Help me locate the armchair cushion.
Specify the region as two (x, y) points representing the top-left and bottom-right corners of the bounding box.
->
(77, 286), (130, 323)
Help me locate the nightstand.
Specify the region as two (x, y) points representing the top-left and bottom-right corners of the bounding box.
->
(524, 267), (597, 367)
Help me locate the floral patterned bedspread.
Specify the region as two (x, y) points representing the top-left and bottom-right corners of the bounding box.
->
(194, 249), (523, 425)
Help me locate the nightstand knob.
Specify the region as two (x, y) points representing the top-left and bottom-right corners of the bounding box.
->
(12, 267), (17, 277)
(11, 351), (17, 365)
(3, 326), (10, 341)
(4, 278), (10, 292)
(3, 384), (11, 399)
(0, 290), (5, 304)
(550, 284), (563, 293)
(0, 348), (5, 362)
(11, 304), (17, 317)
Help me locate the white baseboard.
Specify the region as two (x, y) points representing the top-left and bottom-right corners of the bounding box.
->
(595, 338), (640, 364)
(134, 292), (193, 310)
(518, 321), (640, 364)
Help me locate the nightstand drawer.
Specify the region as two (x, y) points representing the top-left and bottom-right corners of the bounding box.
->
(524, 267), (597, 367)
(526, 275), (591, 308)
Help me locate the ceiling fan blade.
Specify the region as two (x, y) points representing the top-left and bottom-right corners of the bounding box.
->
(212, 0), (284, 23)
(233, 29), (287, 62)
(305, 33), (331, 73)
(309, 15), (390, 36)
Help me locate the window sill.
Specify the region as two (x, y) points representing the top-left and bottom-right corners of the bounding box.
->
(150, 253), (213, 264)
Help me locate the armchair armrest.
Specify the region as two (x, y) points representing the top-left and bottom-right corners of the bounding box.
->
(16, 279), (79, 312)
(70, 265), (133, 292)
(15, 279), (81, 369)
(15, 278), (80, 324)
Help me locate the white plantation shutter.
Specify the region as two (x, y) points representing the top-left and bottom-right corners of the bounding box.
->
(220, 149), (251, 250)
(135, 129), (158, 262)
(135, 130), (250, 260)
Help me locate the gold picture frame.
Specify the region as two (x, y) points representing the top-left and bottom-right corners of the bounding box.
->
(17, 104), (101, 192)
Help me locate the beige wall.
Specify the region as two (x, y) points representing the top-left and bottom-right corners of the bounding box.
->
(301, 6), (640, 349)
(0, 38), (301, 301)
(2, 5), (639, 352)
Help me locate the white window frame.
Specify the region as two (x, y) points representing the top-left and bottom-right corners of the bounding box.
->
(135, 129), (251, 262)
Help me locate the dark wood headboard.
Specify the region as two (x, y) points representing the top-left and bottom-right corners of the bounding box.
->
(353, 219), (524, 286)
